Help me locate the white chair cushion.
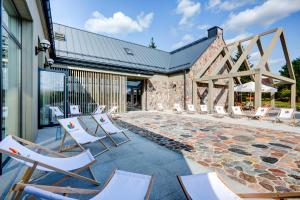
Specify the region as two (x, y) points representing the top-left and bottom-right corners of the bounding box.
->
(93, 105), (106, 114)
(49, 106), (64, 117)
(180, 172), (241, 200)
(0, 136), (94, 172)
(93, 114), (122, 134)
(215, 106), (226, 114)
(70, 105), (81, 115)
(232, 106), (243, 115)
(278, 108), (294, 119)
(254, 107), (269, 117)
(91, 170), (152, 200)
(174, 104), (182, 112)
(24, 186), (76, 200)
(200, 105), (208, 112)
(188, 104), (195, 112)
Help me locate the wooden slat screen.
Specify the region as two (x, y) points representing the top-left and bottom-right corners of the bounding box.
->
(50, 67), (127, 114)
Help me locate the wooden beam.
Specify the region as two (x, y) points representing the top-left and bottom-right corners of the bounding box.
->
(237, 44), (255, 81)
(291, 83), (296, 109)
(228, 78), (234, 113)
(230, 36), (258, 73)
(254, 70), (262, 109)
(255, 28), (282, 69)
(208, 80), (214, 113)
(256, 38), (270, 71)
(196, 69), (257, 82)
(226, 28), (278, 47)
(198, 47), (225, 77)
(211, 42), (239, 75)
(280, 32), (295, 80)
(270, 92), (275, 108)
(192, 80), (196, 104)
(262, 70), (295, 84)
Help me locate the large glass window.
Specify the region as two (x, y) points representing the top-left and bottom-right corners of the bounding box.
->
(2, 0), (21, 141)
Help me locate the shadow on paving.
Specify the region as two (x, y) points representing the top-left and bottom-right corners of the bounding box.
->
(0, 117), (204, 200)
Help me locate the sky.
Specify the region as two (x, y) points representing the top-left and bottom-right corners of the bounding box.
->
(50, 0), (300, 73)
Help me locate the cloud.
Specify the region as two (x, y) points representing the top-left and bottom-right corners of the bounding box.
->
(225, 32), (251, 44)
(197, 24), (210, 30)
(249, 51), (285, 69)
(84, 11), (154, 35)
(171, 34), (194, 49)
(224, 0), (300, 32)
(207, 0), (253, 11)
(176, 0), (201, 26)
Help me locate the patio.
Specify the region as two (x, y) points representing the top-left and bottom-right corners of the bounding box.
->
(1, 111), (300, 199)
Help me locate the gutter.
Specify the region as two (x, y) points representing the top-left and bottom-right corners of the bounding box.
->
(41, 0), (55, 58)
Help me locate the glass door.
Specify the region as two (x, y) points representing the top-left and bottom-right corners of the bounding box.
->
(38, 69), (67, 127)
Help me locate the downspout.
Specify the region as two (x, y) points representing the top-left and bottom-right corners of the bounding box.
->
(184, 69), (187, 110)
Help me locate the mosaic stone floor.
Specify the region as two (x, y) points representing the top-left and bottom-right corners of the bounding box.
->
(117, 111), (300, 193)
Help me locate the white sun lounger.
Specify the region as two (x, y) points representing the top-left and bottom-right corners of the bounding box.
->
(14, 169), (154, 200)
(275, 108), (296, 125)
(174, 103), (183, 114)
(178, 172), (300, 200)
(231, 106), (246, 117)
(187, 104), (196, 114)
(0, 135), (99, 199)
(199, 105), (208, 114)
(214, 106), (228, 117)
(49, 106), (64, 118)
(92, 113), (130, 146)
(157, 103), (164, 111)
(92, 105), (106, 115)
(248, 107), (269, 120)
(58, 117), (109, 157)
(69, 105), (82, 116)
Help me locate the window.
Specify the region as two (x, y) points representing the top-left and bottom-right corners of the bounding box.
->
(55, 32), (66, 41)
(124, 48), (134, 55)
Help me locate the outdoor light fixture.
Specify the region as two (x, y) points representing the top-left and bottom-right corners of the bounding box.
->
(47, 58), (54, 66)
(35, 39), (51, 55)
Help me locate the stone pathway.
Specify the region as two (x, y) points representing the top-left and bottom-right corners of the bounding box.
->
(117, 111), (300, 193)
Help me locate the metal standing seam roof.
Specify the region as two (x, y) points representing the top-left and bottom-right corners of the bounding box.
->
(53, 23), (217, 74)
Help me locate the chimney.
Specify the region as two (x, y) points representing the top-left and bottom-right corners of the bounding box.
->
(207, 26), (223, 38)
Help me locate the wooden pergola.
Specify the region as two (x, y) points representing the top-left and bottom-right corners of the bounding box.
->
(193, 28), (296, 112)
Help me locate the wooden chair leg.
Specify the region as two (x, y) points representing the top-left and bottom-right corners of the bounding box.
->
(13, 163), (38, 200)
(59, 131), (67, 152)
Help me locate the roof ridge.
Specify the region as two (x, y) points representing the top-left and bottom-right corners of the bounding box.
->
(170, 37), (209, 54)
(53, 22), (170, 54)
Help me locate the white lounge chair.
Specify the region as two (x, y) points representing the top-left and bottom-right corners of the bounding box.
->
(187, 104), (196, 114)
(92, 113), (130, 146)
(0, 135), (99, 199)
(214, 106), (228, 117)
(275, 108), (296, 125)
(174, 103), (183, 114)
(248, 107), (269, 120)
(69, 105), (82, 116)
(13, 169), (154, 200)
(58, 117), (109, 157)
(49, 106), (64, 118)
(106, 106), (119, 119)
(231, 106), (246, 117)
(199, 105), (208, 114)
(178, 172), (300, 200)
(157, 103), (164, 111)
(92, 105), (106, 115)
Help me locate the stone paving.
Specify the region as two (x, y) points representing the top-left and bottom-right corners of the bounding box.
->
(117, 111), (300, 193)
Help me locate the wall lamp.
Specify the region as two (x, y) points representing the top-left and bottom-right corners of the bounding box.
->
(45, 58), (54, 67)
(35, 39), (51, 55)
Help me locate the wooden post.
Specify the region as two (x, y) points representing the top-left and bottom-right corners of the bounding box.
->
(228, 78), (234, 113)
(270, 92), (275, 108)
(291, 83), (296, 109)
(208, 79), (214, 113)
(254, 70), (262, 109)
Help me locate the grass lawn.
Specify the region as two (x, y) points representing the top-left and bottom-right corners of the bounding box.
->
(262, 100), (300, 111)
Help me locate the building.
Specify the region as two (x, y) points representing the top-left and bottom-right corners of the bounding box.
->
(50, 24), (228, 115)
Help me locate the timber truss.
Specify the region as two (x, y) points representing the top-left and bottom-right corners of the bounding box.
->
(193, 28), (296, 112)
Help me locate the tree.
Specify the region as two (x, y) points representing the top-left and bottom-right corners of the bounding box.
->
(232, 48), (253, 83)
(279, 57), (300, 101)
(148, 37), (157, 49)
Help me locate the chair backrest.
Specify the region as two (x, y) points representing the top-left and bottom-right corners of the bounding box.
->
(24, 186), (76, 200)
(278, 108), (294, 119)
(49, 106), (64, 117)
(174, 103), (182, 112)
(255, 107), (269, 117)
(215, 106), (226, 114)
(187, 104), (195, 112)
(93, 113), (120, 133)
(58, 117), (85, 134)
(107, 106), (118, 115)
(232, 106), (243, 115)
(157, 103), (164, 111)
(93, 105), (106, 114)
(200, 105), (208, 112)
(70, 105), (81, 115)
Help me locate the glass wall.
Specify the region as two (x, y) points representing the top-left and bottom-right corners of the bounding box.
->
(2, 0), (21, 139)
